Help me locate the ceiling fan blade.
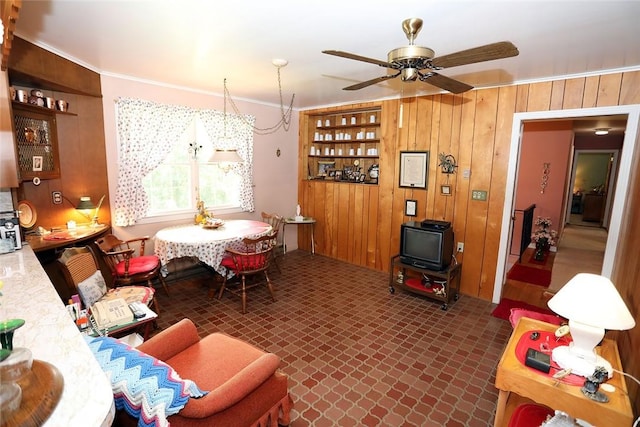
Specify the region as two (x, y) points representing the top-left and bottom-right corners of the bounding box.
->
(343, 73), (401, 91)
(419, 72), (473, 94)
(431, 41), (519, 69)
(323, 50), (394, 68)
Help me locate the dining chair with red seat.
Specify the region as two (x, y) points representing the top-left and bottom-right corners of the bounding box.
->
(212, 233), (277, 313)
(95, 234), (170, 297)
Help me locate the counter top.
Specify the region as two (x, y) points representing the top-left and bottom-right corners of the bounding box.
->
(0, 245), (114, 426)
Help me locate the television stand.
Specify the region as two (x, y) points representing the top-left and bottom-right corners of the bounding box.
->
(389, 254), (461, 310)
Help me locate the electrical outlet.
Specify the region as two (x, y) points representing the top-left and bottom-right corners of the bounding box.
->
(52, 191), (63, 205)
(471, 190), (488, 201)
(457, 242), (464, 253)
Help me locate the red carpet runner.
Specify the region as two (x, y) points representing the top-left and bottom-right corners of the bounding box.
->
(491, 297), (556, 321)
(506, 264), (552, 287)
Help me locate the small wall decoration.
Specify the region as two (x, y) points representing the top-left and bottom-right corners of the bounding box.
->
(440, 185), (452, 195)
(438, 153), (458, 174)
(188, 142), (202, 159)
(405, 199), (417, 216)
(399, 151), (429, 189)
(32, 156), (43, 171)
(540, 162), (550, 194)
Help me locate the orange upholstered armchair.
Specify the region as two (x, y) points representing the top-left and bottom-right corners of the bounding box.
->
(114, 319), (293, 427)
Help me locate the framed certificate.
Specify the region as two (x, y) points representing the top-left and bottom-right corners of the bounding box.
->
(399, 151), (428, 189)
(405, 199), (417, 216)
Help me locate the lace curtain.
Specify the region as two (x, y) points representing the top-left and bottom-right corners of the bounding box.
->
(199, 109), (255, 212)
(114, 98), (255, 226)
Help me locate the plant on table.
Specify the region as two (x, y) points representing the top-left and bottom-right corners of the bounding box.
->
(531, 216), (557, 260)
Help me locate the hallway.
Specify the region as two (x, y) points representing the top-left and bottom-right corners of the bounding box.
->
(502, 224), (607, 308)
(548, 224), (607, 292)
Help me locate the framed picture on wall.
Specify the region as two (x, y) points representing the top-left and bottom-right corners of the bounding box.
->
(405, 199), (417, 216)
(399, 151), (428, 189)
(440, 185), (452, 195)
(32, 156), (43, 172)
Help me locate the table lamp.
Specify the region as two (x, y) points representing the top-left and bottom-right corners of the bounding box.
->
(76, 195), (105, 226)
(547, 273), (635, 378)
(76, 196), (95, 223)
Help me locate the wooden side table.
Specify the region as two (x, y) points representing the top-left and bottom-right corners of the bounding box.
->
(494, 317), (633, 427)
(283, 217), (316, 254)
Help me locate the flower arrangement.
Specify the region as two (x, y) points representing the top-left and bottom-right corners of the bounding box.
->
(531, 216), (557, 247)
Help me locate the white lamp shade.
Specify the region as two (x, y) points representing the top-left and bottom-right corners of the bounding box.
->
(209, 149), (243, 164)
(548, 273), (635, 330)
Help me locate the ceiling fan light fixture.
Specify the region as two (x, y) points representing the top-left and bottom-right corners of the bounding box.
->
(595, 128), (610, 135)
(401, 68), (419, 82)
(323, 18), (518, 94)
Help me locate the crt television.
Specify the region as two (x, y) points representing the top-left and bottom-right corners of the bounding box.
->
(400, 220), (454, 271)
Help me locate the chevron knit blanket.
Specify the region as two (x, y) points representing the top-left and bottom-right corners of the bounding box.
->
(85, 335), (207, 427)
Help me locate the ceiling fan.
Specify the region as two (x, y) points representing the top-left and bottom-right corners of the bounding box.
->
(322, 18), (519, 94)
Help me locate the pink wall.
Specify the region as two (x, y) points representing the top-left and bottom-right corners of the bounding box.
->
(99, 75), (300, 249)
(513, 121), (574, 248)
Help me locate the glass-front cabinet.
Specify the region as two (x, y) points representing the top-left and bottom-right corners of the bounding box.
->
(12, 103), (61, 181)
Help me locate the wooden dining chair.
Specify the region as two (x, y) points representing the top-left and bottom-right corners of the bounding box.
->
(58, 245), (159, 316)
(95, 234), (170, 296)
(213, 234), (277, 313)
(260, 211), (284, 273)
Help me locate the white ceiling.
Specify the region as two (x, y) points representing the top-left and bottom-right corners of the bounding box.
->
(12, 1), (640, 111)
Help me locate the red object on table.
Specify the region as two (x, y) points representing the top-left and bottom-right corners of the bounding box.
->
(514, 330), (584, 386)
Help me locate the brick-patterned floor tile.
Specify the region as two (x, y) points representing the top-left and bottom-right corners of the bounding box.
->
(151, 251), (512, 425)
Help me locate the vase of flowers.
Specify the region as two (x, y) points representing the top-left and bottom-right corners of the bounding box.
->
(531, 217), (557, 261)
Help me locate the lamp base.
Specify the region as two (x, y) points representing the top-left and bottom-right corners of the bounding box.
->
(551, 345), (612, 378)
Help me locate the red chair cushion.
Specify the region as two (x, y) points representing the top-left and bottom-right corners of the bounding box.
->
(220, 253), (267, 272)
(115, 255), (160, 276)
(220, 255), (236, 270)
(508, 403), (554, 427)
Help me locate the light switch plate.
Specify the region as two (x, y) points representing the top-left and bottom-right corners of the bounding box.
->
(471, 190), (488, 201)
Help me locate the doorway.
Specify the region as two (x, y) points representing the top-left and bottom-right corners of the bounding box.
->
(566, 150), (619, 228)
(494, 105), (640, 304)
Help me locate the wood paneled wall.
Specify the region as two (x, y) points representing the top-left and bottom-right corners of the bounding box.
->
(611, 143), (640, 416)
(8, 38), (110, 229)
(299, 71), (640, 416)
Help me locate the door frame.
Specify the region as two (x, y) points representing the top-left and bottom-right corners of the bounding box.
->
(493, 105), (640, 303)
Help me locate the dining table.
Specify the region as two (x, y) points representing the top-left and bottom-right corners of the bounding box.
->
(153, 219), (272, 275)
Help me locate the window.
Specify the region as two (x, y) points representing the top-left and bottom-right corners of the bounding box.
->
(142, 119), (242, 218)
(114, 98), (254, 227)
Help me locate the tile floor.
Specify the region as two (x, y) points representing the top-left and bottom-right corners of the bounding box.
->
(151, 251), (512, 426)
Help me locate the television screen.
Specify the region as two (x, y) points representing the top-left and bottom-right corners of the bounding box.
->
(404, 227), (440, 261)
(400, 221), (453, 270)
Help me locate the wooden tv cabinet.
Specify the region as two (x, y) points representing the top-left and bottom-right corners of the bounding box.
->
(389, 254), (461, 310)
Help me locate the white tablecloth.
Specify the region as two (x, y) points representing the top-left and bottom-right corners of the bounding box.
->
(154, 220), (272, 275)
